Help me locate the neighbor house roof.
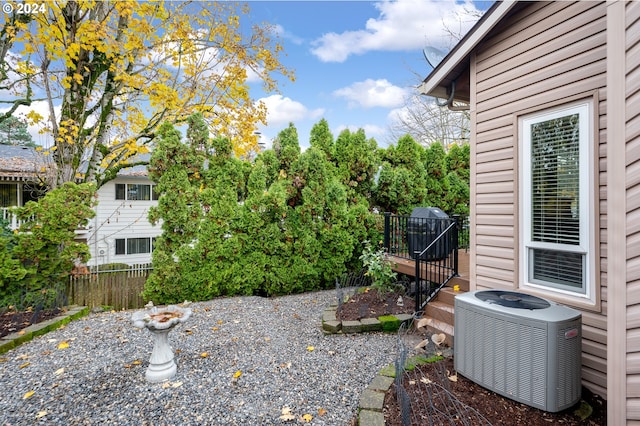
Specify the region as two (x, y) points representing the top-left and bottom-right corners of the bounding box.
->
(0, 145), (44, 181)
(419, 1), (519, 103)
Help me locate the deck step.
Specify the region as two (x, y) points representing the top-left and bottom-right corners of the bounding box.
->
(438, 287), (465, 305)
(424, 300), (454, 325)
(448, 276), (470, 292)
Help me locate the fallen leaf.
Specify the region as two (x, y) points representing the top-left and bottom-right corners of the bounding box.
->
(19, 362), (30, 369)
(172, 381), (183, 388)
(123, 364), (132, 368)
(36, 411), (47, 419)
(23, 390), (35, 399)
(409, 380), (416, 385)
(162, 382), (170, 389)
(414, 339), (429, 350)
(16, 354), (29, 360)
(431, 333), (446, 347)
(57, 341), (69, 349)
(264, 337), (271, 342)
(212, 327), (219, 331)
(420, 377), (433, 385)
(0, 357), (8, 363)
(306, 346), (314, 352)
(318, 407), (327, 417)
(132, 360), (142, 365)
(447, 370), (458, 382)
(301, 413), (313, 422)
(279, 406), (296, 421)
(217, 320), (223, 325)
(54, 368), (65, 376)
(233, 370), (242, 379)
(416, 318), (432, 330)
(17, 330), (26, 335)
(201, 352), (209, 358)
(453, 284), (460, 292)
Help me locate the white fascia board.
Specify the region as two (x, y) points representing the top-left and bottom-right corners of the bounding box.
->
(419, 1), (517, 96)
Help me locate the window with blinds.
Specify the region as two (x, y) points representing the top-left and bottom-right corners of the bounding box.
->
(520, 102), (593, 297)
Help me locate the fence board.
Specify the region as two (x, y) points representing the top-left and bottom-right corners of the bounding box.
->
(67, 264), (151, 310)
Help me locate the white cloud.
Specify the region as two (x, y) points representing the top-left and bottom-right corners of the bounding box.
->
(333, 79), (408, 109)
(334, 123), (387, 139)
(0, 101), (58, 147)
(310, 0), (481, 62)
(258, 95), (325, 126)
(272, 24), (305, 46)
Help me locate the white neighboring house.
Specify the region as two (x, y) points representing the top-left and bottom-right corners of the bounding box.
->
(0, 145), (46, 229)
(0, 145), (161, 266)
(86, 159), (161, 267)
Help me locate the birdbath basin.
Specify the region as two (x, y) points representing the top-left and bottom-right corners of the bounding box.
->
(132, 305), (192, 383)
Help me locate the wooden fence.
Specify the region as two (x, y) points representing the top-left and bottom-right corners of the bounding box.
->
(67, 264), (152, 310)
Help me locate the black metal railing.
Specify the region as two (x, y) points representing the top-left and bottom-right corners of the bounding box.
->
(383, 212), (465, 311)
(413, 221), (458, 311)
(383, 212), (468, 258)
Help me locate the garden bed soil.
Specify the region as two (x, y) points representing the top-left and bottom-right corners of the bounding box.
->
(383, 357), (606, 426)
(337, 289), (415, 321)
(0, 308), (63, 338)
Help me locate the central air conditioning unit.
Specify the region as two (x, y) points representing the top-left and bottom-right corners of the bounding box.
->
(454, 290), (581, 412)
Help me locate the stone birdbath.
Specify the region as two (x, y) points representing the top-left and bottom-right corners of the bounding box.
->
(131, 305), (192, 383)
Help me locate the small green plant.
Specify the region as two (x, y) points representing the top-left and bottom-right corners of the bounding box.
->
(359, 240), (397, 294)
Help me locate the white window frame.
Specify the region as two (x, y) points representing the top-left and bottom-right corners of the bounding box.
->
(519, 100), (596, 303)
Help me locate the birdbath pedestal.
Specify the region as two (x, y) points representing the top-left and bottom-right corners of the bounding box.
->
(131, 305), (192, 383)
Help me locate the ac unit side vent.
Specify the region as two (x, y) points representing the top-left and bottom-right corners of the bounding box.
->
(454, 290), (582, 413)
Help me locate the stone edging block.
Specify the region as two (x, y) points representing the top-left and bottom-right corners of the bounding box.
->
(0, 306), (89, 355)
(358, 353), (450, 425)
(321, 306), (414, 335)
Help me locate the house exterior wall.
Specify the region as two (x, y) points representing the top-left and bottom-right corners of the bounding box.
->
(625, 0), (640, 420)
(86, 177), (161, 266)
(469, 1), (608, 397)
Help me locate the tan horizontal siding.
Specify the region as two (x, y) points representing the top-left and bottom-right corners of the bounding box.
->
(476, 1), (591, 73)
(582, 338), (606, 361)
(475, 180), (513, 194)
(628, 329), (640, 353)
(629, 353), (640, 375)
(628, 281), (640, 306)
(477, 74), (605, 125)
(475, 214), (513, 227)
(629, 304), (640, 330)
(628, 4), (640, 415)
(476, 126), (512, 144)
(471, 1), (607, 400)
(476, 146), (512, 164)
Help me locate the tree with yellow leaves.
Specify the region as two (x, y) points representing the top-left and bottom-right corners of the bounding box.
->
(1, 1), (293, 187)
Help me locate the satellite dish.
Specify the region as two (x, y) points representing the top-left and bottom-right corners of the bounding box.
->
(423, 46), (446, 69)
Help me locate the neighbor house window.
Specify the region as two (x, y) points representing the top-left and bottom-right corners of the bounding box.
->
(115, 183), (158, 201)
(520, 101), (594, 299)
(115, 237), (154, 255)
(0, 183), (18, 207)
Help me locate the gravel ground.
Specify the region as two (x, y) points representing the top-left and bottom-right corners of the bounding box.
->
(0, 290), (400, 425)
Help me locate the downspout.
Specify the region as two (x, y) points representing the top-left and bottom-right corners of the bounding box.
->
(435, 81), (470, 112)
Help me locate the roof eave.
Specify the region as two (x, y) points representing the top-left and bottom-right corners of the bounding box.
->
(419, 1), (518, 102)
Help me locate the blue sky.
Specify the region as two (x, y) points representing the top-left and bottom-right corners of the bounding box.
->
(244, 0), (491, 149)
(5, 0), (490, 150)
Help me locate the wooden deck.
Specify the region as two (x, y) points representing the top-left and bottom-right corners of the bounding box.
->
(389, 250), (470, 347)
(388, 250), (469, 279)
